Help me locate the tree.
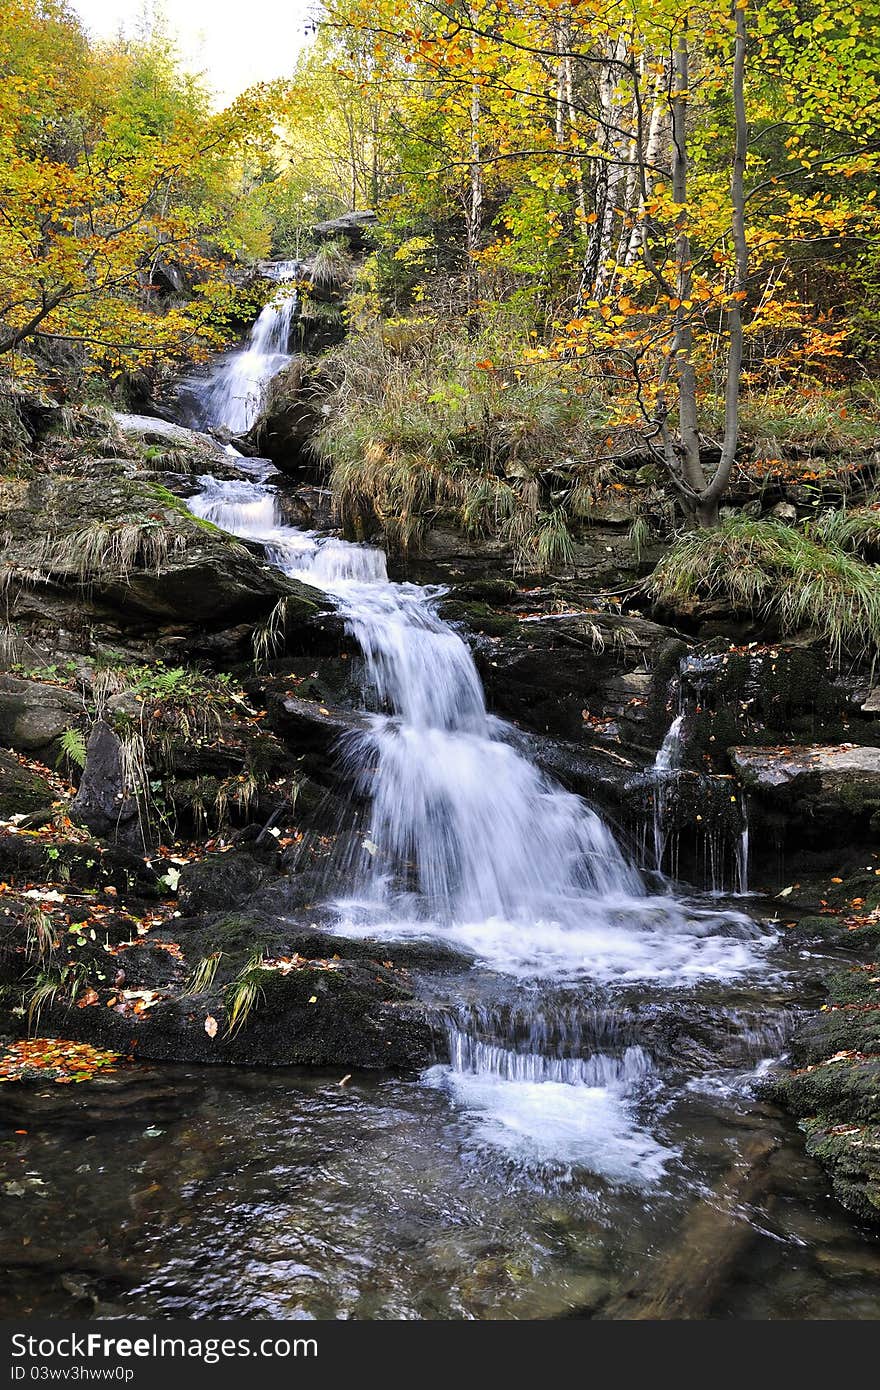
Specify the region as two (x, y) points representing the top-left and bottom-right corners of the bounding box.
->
(0, 0), (279, 382)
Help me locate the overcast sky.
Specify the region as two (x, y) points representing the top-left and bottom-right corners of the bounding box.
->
(72, 0), (315, 103)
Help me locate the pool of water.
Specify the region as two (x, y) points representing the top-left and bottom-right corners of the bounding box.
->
(2, 1045), (879, 1320)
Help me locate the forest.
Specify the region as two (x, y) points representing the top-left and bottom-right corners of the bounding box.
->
(1, 0), (880, 1326)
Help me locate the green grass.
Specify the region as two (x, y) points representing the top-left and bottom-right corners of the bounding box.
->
(224, 951), (268, 1037)
(183, 951), (223, 997)
(703, 384), (880, 453)
(651, 513), (880, 659)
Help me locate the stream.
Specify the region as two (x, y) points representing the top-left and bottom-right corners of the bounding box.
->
(4, 279), (879, 1320)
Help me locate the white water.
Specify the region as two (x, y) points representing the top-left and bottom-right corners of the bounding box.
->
(651, 712), (684, 873)
(189, 455), (773, 1179)
(737, 794), (750, 894)
(654, 713), (685, 774)
(426, 1038), (671, 1185)
(194, 261), (300, 434)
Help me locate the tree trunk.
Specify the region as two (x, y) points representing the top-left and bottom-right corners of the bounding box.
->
(698, 0), (749, 521)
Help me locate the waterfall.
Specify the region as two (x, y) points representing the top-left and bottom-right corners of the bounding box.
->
(189, 476), (767, 981)
(737, 794), (750, 894)
(195, 260), (300, 434)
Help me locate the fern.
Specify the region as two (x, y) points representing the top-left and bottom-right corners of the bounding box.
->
(56, 726), (87, 771)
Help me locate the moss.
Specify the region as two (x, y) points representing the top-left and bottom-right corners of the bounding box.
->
(0, 752), (57, 820)
(145, 483), (224, 536)
(450, 578), (519, 605)
(684, 645), (859, 774)
(770, 1055), (880, 1124)
(440, 599), (519, 638)
(827, 965), (880, 1007)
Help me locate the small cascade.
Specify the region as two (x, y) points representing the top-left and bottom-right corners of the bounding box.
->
(426, 1010), (670, 1184)
(651, 712), (685, 873)
(737, 794), (750, 895)
(654, 712), (685, 774)
(194, 260), (300, 433)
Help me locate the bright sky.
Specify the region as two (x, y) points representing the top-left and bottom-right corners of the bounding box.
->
(72, 0), (316, 103)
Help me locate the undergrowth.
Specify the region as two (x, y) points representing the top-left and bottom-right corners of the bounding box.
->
(651, 509), (880, 660)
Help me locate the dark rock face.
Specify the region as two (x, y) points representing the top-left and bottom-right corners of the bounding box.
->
(247, 358), (329, 471)
(0, 676), (82, 757)
(730, 744), (880, 845)
(2, 469), (332, 642)
(177, 849), (274, 916)
(474, 610), (681, 744)
(70, 720), (143, 847)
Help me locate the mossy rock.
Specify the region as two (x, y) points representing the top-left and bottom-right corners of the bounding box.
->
(826, 965), (880, 1007)
(789, 1006), (880, 1068)
(440, 599), (519, 638)
(801, 1120), (880, 1225)
(3, 472), (331, 628)
(768, 1054), (880, 1124)
(0, 750), (57, 821)
(449, 578), (519, 606)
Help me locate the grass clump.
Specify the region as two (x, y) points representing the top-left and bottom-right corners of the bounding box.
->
(651, 514), (880, 660)
(224, 951), (268, 1037)
(312, 321), (613, 568)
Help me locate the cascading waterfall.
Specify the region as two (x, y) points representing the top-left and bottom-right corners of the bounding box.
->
(189, 436), (772, 1180)
(194, 260), (300, 434)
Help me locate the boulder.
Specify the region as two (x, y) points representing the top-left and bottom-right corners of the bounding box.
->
(177, 849), (275, 916)
(70, 720), (143, 847)
(247, 358), (329, 469)
(311, 210), (377, 250)
(264, 694), (370, 784)
(3, 471), (331, 629)
(0, 676), (82, 756)
(476, 610), (679, 740)
(113, 412), (227, 462)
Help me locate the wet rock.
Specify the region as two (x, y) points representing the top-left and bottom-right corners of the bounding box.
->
(475, 610), (678, 740)
(800, 1121), (880, 1226)
(0, 676), (82, 757)
(42, 951), (434, 1070)
(770, 1056), (880, 1126)
(247, 358), (329, 470)
(70, 721), (143, 848)
(730, 744), (880, 840)
(263, 693), (370, 783)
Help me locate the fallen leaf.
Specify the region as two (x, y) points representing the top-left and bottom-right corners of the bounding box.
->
(204, 1015), (218, 1038)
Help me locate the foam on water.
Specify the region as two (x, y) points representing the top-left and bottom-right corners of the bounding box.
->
(425, 1040), (672, 1185)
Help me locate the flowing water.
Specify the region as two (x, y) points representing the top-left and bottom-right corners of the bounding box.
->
(188, 470), (784, 1191)
(5, 306), (877, 1321)
(180, 261), (300, 434)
